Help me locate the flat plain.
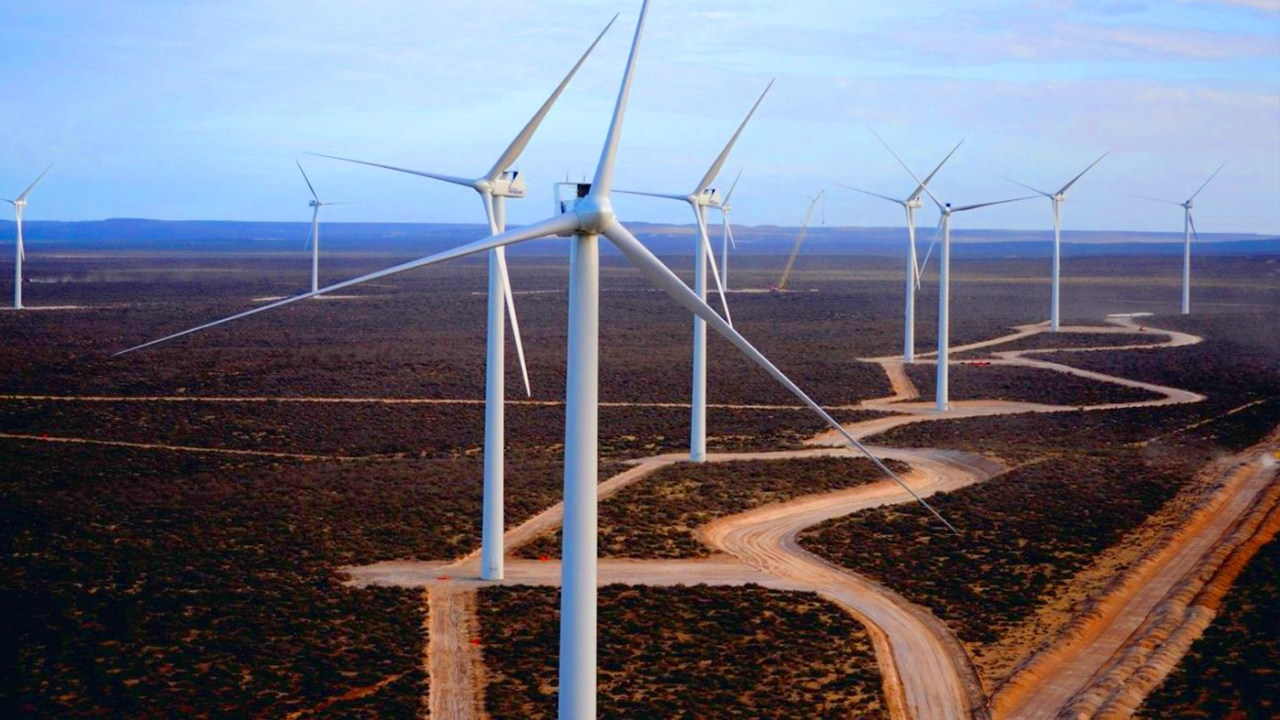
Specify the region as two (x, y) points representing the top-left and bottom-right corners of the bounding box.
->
(1, 247), (1277, 718)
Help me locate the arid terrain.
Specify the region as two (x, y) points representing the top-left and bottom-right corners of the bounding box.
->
(1, 248), (1278, 718)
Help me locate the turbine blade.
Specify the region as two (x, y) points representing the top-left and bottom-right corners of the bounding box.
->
(695, 207), (733, 327)
(114, 214), (581, 357)
(910, 140), (964, 203)
(17, 165), (53, 202)
(997, 175), (1051, 197)
(1057, 151), (1109, 196)
(614, 189), (689, 202)
(871, 129), (944, 212)
(485, 14), (618, 182)
(494, 247), (532, 397)
(604, 220), (959, 534)
(726, 219), (737, 249)
(721, 168), (744, 207)
(309, 153), (476, 189)
(917, 215), (944, 289)
(836, 183), (904, 206)
(305, 206), (320, 250)
(590, 0), (651, 198)
(1188, 160), (1229, 202)
(1130, 193), (1183, 207)
(1188, 210), (1200, 244)
(695, 79), (774, 195)
(296, 160), (320, 203)
(951, 196), (1035, 214)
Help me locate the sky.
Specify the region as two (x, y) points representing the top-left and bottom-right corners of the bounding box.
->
(2, 0), (1278, 235)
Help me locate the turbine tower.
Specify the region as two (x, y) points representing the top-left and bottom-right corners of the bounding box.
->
(310, 16), (616, 581)
(1001, 152), (1108, 331)
(296, 160), (349, 295)
(3, 166), (52, 310)
(1135, 161), (1227, 315)
(116, 2), (958, 714)
(617, 80), (772, 462)
(841, 135), (962, 363)
(714, 169), (743, 291)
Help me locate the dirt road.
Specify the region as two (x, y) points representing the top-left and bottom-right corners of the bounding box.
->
(994, 440), (1280, 720)
(346, 445), (1003, 720)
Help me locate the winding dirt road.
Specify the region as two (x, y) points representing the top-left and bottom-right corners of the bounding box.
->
(335, 314), (1278, 720)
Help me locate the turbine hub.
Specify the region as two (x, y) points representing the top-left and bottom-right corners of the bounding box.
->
(574, 193), (615, 235)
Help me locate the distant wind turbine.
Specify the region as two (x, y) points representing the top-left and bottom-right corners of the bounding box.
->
(892, 157), (1032, 410)
(3, 166), (52, 310)
(714, 169), (744, 291)
(617, 79), (773, 462)
(1134, 161), (1228, 315)
(840, 134), (963, 363)
(308, 16), (616, 582)
(775, 190), (825, 292)
(116, 2), (958, 714)
(1001, 152), (1108, 331)
(296, 160), (350, 295)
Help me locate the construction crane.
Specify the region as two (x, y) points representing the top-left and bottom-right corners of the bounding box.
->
(775, 189), (825, 292)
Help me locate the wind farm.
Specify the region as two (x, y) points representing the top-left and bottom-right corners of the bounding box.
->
(2, 2), (1279, 720)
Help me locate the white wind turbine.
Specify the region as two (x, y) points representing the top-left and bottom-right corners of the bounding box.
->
(1134, 161), (1227, 315)
(617, 80), (772, 462)
(713, 169), (743, 291)
(4, 166), (52, 310)
(296, 160), (350, 295)
(116, 2), (958, 714)
(1001, 152), (1108, 331)
(840, 136), (963, 363)
(309, 16), (615, 582)
(892, 158), (1032, 411)
(775, 189), (825, 292)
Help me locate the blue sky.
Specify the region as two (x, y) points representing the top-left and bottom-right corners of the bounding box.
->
(2, 0), (1278, 234)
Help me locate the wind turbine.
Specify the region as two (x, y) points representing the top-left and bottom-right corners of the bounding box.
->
(296, 160), (350, 295)
(1001, 152), (1108, 331)
(714, 169), (743, 291)
(616, 80), (772, 462)
(775, 190), (825, 292)
(889, 155), (1032, 410)
(1135, 161), (1227, 315)
(4, 166), (52, 310)
(840, 136), (963, 363)
(309, 16), (616, 582)
(115, 2), (958, 715)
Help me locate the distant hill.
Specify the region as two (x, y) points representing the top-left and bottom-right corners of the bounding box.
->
(1, 218), (1276, 259)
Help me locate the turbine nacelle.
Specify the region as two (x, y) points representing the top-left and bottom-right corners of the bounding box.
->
(906, 196), (926, 211)
(690, 187), (721, 207)
(488, 170), (527, 199)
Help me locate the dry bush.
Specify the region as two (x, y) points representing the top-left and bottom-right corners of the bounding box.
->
(477, 585), (887, 720)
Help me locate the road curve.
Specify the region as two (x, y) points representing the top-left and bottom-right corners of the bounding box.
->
(699, 447), (1003, 720)
(339, 316), (1229, 720)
